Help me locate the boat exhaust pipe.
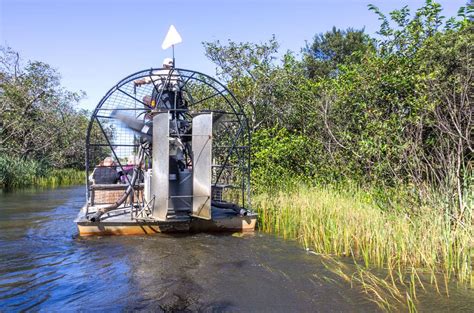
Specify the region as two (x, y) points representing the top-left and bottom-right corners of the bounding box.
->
(88, 147), (144, 222)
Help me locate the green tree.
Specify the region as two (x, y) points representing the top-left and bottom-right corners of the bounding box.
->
(318, 1), (473, 213)
(0, 46), (90, 169)
(303, 27), (372, 79)
(202, 1), (472, 218)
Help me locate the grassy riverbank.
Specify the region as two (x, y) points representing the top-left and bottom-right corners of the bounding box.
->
(254, 185), (473, 311)
(0, 155), (85, 189)
(31, 169), (86, 188)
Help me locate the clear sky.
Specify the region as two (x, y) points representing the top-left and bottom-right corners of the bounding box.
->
(0, 0), (466, 110)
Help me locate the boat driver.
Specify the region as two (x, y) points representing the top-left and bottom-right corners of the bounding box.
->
(134, 58), (179, 91)
(134, 58), (184, 114)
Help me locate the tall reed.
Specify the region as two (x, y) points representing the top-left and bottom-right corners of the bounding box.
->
(0, 154), (85, 189)
(33, 168), (85, 188)
(254, 185), (473, 309)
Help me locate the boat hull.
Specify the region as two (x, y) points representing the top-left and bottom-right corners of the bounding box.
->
(75, 205), (257, 236)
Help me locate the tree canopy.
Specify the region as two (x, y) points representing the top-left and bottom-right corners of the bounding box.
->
(303, 27), (372, 79)
(0, 47), (89, 169)
(203, 1), (473, 218)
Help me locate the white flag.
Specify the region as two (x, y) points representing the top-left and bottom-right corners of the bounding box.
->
(161, 25), (182, 50)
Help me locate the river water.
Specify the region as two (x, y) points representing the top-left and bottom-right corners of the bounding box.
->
(0, 186), (472, 312)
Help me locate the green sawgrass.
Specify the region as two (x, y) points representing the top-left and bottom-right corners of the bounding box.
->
(254, 185), (472, 310)
(33, 169), (85, 188)
(1, 154), (85, 189)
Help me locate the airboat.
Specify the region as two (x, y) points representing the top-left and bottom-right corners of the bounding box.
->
(75, 28), (256, 235)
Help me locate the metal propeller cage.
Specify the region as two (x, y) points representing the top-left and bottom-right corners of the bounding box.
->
(85, 68), (251, 217)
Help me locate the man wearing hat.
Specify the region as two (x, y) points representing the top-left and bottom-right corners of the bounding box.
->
(134, 58), (179, 89)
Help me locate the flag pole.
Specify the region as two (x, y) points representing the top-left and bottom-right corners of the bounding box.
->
(172, 45), (175, 68)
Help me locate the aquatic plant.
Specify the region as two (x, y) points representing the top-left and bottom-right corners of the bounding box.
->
(0, 154), (85, 189)
(254, 184), (473, 311)
(33, 168), (85, 188)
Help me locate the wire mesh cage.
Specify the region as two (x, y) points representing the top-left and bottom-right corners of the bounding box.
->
(85, 68), (251, 217)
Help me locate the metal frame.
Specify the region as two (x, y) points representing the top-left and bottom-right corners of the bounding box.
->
(84, 68), (252, 218)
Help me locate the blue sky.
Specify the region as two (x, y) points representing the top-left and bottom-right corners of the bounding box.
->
(0, 0), (466, 110)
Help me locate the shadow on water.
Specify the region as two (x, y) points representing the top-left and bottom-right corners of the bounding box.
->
(0, 186), (472, 312)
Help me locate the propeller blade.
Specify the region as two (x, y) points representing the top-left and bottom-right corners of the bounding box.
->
(111, 110), (152, 142)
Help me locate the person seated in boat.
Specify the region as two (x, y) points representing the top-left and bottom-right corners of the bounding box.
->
(89, 157), (119, 185)
(118, 155), (145, 184)
(119, 155), (136, 184)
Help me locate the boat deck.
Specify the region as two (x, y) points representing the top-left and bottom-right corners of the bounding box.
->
(75, 205), (257, 236)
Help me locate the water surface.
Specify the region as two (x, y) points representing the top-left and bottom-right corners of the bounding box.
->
(0, 186), (471, 312)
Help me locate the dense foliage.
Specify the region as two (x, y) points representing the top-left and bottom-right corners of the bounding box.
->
(204, 1), (473, 220)
(0, 47), (91, 188)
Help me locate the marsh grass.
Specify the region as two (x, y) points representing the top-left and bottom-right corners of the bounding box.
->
(254, 185), (473, 311)
(0, 154), (85, 189)
(33, 169), (85, 188)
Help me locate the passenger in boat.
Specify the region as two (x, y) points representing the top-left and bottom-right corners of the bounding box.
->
(119, 155), (136, 184)
(89, 157), (119, 185)
(118, 155), (145, 184)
